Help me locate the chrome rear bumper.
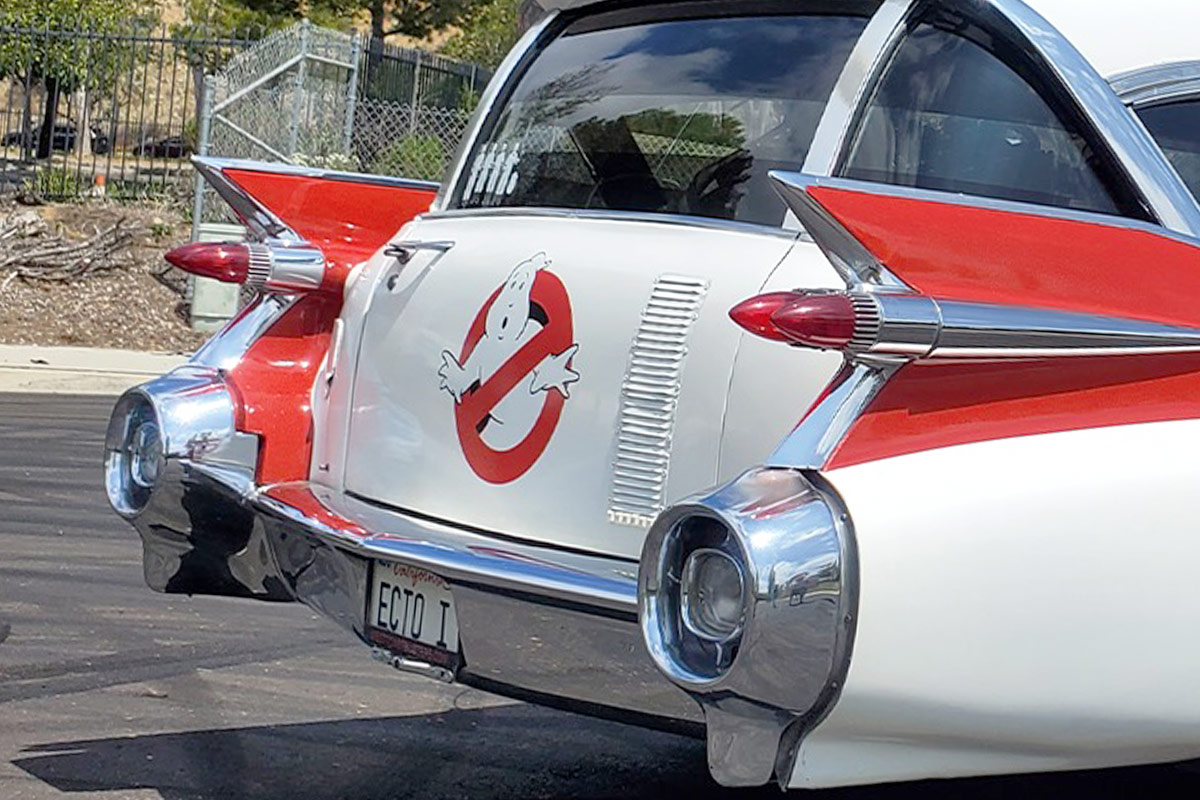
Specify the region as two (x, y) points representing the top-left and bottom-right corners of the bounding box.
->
(106, 369), (856, 787)
(106, 380), (701, 730)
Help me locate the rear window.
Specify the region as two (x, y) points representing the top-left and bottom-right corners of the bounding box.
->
(452, 4), (874, 227)
(1138, 100), (1200, 202)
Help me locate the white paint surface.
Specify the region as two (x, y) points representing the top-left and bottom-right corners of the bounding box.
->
(792, 419), (1200, 787)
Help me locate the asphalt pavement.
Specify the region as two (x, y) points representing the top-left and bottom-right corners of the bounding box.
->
(1, 392), (1198, 799)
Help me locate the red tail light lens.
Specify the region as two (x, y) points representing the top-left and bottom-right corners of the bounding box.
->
(165, 242), (251, 284)
(164, 240), (326, 293)
(728, 292), (797, 341)
(731, 291), (861, 351)
(770, 293), (857, 350)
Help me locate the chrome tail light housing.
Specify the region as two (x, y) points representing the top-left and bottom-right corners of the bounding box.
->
(639, 467), (857, 787)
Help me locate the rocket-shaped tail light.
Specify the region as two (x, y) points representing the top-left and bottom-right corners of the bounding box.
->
(166, 240), (326, 294)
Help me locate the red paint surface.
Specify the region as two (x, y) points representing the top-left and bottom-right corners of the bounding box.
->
(810, 186), (1200, 327)
(223, 168), (435, 289)
(828, 355), (1200, 468)
(802, 186), (1200, 468)
(453, 271), (574, 484)
(229, 294), (340, 483)
(263, 483), (369, 538)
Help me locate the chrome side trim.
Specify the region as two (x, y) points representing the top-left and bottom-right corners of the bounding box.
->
(195, 155), (439, 192)
(639, 467), (857, 787)
(422, 205), (797, 240)
(1112, 61), (1200, 109)
(189, 295), (294, 372)
(769, 172), (890, 287)
(982, 0), (1200, 237)
(775, 173), (1200, 249)
(434, 13), (559, 211)
(607, 274), (709, 528)
(802, 0), (914, 178)
(192, 157), (300, 243)
(767, 363), (893, 470)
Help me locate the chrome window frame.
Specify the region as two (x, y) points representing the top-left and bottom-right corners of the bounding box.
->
(819, 0), (1200, 238)
(1112, 61), (1200, 109)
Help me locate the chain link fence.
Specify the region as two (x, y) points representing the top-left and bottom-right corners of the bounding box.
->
(0, 21), (488, 210)
(193, 21), (483, 229)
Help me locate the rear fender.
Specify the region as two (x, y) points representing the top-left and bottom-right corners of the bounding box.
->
(193, 158), (438, 484)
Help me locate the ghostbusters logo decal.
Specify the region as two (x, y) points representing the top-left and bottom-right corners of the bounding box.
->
(438, 253), (579, 483)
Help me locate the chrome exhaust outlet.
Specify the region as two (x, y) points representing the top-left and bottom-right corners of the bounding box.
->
(639, 467), (857, 787)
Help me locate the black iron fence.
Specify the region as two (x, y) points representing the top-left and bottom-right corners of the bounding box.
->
(0, 22), (489, 204)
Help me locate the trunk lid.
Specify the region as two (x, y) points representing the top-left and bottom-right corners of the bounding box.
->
(343, 213), (796, 557)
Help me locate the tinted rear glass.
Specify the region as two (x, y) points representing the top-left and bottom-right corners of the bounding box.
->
(1138, 100), (1200, 202)
(453, 9), (871, 227)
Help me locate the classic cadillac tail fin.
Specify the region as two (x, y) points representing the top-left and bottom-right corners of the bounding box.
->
(189, 156), (439, 291)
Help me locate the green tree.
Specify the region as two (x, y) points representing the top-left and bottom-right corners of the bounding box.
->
(0, 0), (160, 159)
(439, 0), (519, 69)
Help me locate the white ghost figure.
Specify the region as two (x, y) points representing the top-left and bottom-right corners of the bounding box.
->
(438, 253), (580, 451)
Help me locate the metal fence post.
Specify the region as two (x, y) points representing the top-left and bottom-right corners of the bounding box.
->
(409, 50), (422, 133)
(343, 32), (361, 154)
(190, 74), (214, 241)
(288, 19), (311, 158)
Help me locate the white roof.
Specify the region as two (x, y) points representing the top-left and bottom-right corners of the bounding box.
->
(994, 0), (1195, 78)
(529, 0), (1199, 79)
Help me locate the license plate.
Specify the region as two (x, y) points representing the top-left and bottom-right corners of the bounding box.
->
(366, 560), (460, 670)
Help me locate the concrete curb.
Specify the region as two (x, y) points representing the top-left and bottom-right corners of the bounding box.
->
(0, 345), (189, 395)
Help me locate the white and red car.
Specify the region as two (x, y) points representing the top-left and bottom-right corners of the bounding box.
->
(104, 0), (1200, 789)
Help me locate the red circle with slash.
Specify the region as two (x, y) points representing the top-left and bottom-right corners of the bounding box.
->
(454, 271), (574, 484)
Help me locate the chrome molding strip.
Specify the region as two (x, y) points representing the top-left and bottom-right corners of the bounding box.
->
(195, 155), (440, 192)
(261, 484), (641, 614)
(770, 172), (898, 287)
(1111, 61), (1200, 108)
(778, 172), (1200, 249)
(434, 13), (559, 211)
(802, 0), (914, 178)
(423, 205), (797, 240)
(767, 363), (893, 470)
(984, 0), (1200, 237)
(192, 157), (298, 242)
(189, 295), (295, 371)
(607, 275), (709, 528)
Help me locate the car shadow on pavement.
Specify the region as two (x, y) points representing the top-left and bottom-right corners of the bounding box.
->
(12, 704), (1200, 800)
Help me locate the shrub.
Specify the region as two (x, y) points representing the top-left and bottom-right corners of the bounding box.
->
(370, 134), (446, 181)
(25, 169), (82, 199)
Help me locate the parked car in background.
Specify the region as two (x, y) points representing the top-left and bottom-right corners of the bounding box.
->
(135, 135), (191, 159)
(2, 123), (77, 153)
(105, 0), (1200, 790)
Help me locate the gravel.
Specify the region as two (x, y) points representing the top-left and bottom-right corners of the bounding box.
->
(0, 200), (209, 353)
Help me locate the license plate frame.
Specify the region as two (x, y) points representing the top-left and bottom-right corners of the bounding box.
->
(365, 559), (461, 674)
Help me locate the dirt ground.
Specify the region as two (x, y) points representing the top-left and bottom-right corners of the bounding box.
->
(0, 199), (209, 352)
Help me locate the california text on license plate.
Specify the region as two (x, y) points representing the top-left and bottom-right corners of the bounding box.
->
(366, 560), (460, 671)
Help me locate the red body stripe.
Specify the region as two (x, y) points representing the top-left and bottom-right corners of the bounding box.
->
(810, 186), (1200, 327)
(828, 355), (1200, 468)
(804, 187), (1200, 469)
(229, 294), (340, 483)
